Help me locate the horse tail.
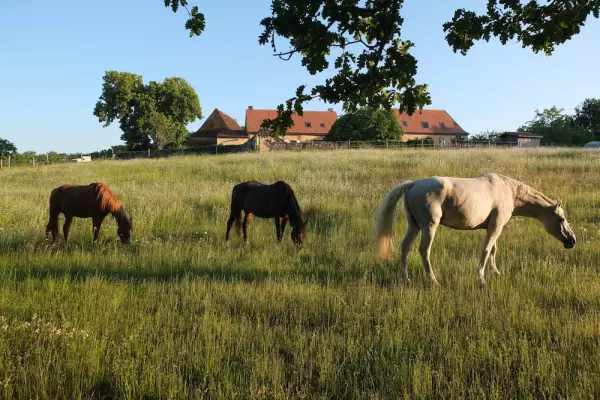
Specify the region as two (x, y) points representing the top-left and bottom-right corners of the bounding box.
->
(375, 180), (415, 260)
(229, 185), (244, 234)
(46, 187), (62, 236)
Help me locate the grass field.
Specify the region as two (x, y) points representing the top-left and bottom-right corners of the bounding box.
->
(1, 148), (599, 399)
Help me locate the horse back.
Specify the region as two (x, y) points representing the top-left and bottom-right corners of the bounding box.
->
(408, 175), (512, 230)
(230, 180), (295, 218)
(48, 183), (104, 217)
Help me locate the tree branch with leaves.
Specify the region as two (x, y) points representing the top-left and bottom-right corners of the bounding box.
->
(163, 0), (599, 137)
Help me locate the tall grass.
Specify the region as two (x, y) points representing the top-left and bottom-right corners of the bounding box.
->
(1, 148), (599, 399)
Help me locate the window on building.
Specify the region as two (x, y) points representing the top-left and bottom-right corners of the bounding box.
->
(421, 121), (430, 129)
(402, 120), (408, 127)
(440, 122), (446, 129)
(320, 123), (326, 128)
(305, 122), (312, 128)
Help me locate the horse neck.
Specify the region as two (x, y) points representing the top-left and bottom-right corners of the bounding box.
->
(111, 207), (125, 221)
(285, 195), (303, 228)
(511, 183), (554, 220)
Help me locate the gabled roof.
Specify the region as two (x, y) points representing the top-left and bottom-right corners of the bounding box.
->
(192, 108), (243, 137)
(394, 109), (468, 135)
(245, 107), (338, 135)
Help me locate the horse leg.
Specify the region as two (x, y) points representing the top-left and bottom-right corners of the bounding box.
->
(419, 223), (440, 285)
(400, 217), (420, 283)
(93, 214), (107, 243)
(63, 215), (74, 241)
(242, 212), (251, 243)
(477, 227), (504, 286)
(225, 208), (241, 242)
(46, 210), (60, 242)
(280, 216), (288, 237)
(490, 242), (501, 275)
(274, 217), (282, 242)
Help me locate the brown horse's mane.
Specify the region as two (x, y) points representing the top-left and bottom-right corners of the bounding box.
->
(283, 183), (304, 225)
(95, 183), (123, 213)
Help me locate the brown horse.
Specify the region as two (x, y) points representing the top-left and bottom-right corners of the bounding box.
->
(46, 183), (132, 244)
(225, 180), (308, 247)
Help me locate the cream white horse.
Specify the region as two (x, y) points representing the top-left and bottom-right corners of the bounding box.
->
(375, 172), (576, 286)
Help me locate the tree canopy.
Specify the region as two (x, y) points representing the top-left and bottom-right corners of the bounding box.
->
(575, 97), (600, 140)
(93, 71), (202, 150)
(518, 105), (593, 145)
(326, 108), (403, 141)
(163, 1), (599, 136)
(0, 138), (17, 155)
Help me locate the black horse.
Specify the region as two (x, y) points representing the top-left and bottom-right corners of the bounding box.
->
(225, 180), (308, 247)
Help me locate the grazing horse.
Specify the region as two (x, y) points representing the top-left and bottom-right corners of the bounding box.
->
(375, 172), (576, 286)
(46, 183), (132, 244)
(225, 180), (308, 247)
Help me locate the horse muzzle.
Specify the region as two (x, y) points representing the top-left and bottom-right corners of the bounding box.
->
(564, 238), (576, 249)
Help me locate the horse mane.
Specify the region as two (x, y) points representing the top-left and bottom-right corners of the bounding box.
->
(279, 182), (304, 225)
(94, 183), (123, 213)
(490, 173), (556, 206)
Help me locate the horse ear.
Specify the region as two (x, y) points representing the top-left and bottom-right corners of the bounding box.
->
(555, 199), (562, 209)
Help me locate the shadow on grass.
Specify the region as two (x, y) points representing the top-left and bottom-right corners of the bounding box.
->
(2, 245), (413, 289)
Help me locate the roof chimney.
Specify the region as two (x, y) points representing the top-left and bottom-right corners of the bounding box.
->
(327, 108), (333, 112)
(248, 106), (253, 110)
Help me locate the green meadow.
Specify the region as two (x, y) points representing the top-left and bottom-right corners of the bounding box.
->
(1, 148), (599, 399)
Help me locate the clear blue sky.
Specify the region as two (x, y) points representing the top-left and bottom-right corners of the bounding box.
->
(1, 1), (599, 153)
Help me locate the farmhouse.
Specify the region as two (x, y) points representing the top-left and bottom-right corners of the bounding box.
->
(188, 108), (248, 146)
(245, 106), (338, 142)
(394, 109), (469, 145)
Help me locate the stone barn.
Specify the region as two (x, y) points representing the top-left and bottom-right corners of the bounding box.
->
(187, 109), (249, 146)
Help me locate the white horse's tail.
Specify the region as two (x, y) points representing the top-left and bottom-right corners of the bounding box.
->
(375, 180), (415, 260)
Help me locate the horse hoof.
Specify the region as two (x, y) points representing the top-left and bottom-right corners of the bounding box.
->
(478, 279), (487, 287)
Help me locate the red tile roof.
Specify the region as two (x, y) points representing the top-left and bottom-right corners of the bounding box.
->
(394, 109), (468, 136)
(245, 107), (338, 136)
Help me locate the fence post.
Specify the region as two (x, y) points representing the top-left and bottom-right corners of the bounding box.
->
(215, 144), (218, 154)
(147, 149), (151, 157)
(1, 158), (2, 169)
(421, 140), (423, 148)
(386, 139), (389, 148)
(46, 152), (49, 164)
(8, 154), (11, 167)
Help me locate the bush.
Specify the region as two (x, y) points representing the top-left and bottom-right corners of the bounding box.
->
(326, 108), (403, 141)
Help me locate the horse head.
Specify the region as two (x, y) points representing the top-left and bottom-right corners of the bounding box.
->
(116, 211), (133, 244)
(291, 218), (308, 248)
(543, 200), (576, 249)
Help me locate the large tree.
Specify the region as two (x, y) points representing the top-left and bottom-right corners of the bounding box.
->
(163, 1), (599, 135)
(93, 71), (202, 150)
(0, 138), (17, 155)
(575, 98), (600, 140)
(326, 108), (402, 141)
(519, 106), (593, 145)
